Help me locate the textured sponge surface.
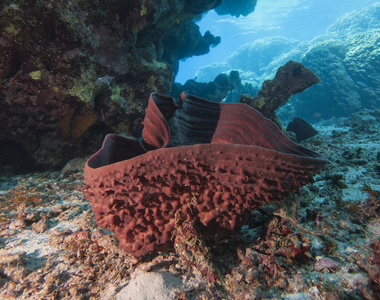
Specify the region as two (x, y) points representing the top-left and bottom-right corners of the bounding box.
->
(84, 93), (326, 258)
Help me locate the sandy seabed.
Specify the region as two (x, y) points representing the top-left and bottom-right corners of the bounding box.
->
(1, 108), (380, 299)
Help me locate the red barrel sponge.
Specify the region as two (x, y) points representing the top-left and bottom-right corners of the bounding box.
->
(84, 93), (326, 258)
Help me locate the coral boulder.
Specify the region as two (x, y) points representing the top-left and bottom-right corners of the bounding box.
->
(84, 93), (327, 258)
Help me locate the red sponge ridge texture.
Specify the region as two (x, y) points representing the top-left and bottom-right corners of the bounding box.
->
(84, 92), (327, 258)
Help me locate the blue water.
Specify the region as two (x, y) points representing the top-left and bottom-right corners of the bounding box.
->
(176, 0), (379, 84)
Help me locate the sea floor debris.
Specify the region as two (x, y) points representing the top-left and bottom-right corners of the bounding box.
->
(0, 108), (380, 299)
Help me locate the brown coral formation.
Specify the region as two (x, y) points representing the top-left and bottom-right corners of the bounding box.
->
(84, 92), (327, 258)
(240, 60), (320, 127)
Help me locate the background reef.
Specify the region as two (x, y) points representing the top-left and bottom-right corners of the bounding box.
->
(0, 0), (256, 174)
(195, 3), (380, 123)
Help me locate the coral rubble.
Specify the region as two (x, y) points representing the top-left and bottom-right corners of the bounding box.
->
(1, 108), (380, 299)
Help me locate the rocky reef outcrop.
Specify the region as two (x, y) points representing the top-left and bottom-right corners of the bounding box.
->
(240, 61), (320, 128)
(0, 0), (254, 173)
(214, 0), (257, 17)
(196, 3), (380, 123)
(170, 70), (240, 102)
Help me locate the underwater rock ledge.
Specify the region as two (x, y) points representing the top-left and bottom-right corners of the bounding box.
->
(0, 0), (230, 173)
